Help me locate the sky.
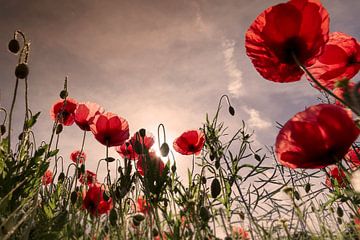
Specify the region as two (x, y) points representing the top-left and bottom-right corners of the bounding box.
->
(0, 0), (359, 180)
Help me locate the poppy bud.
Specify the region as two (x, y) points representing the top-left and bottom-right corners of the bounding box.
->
(70, 191), (77, 204)
(211, 178), (221, 198)
(15, 63), (29, 79)
(133, 213), (145, 222)
(80, 164), (85, 174)
(201, 176), (207, 184)
(139, 128), (146, 138)
(105, 157), (115, 162)
(8, 39), (20, 54)
(228, 106), (235, 116)
(18, 132), (24, 141)
(0, 125), (6, 136)
(305, 183), (311, 193)
(152, 228), (159, 237)
(160, 143), (169, 157)
(109, 209), (117, 226)
(171, 165), (176, 173)
(56, 124), (63, 134)
(132, 218), (141, 227)
(59, 90), (68, 99)
(58, 172), (65, 183)
(103, 191), (110, 201)
(337, 206), (344, 217)
(200, 206), (211, 222)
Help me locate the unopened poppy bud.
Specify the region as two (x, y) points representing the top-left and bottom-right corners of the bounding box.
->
(110, 209), (118, 226)
(56, 124), (63, 134)
(305, 183), (311, 193)
(337, 206), (344, 217)
(103, 191), (110, 201)
(228, 106), (235, 116)
(8, 39), (20, 54)
(105, 157), (115, 162)
(201, 176), (207, 184)
(18, 132), (24, 141)
(0, 125), (6, 136)
(70, 191), (77, 204)
(58, 172), (65, 182)
(132, 218), (141, 227)
(160, 143), (169, 157)
(133, 213), (145, 222)
(200, 206), (211, 222)
(59, 90), (68, 99)
(15, 63), (29, 79)
(211, 178), (221, 198)
(139, 128), (146, 138)
(171, 165), (176, 173)
(152, 228), (159, 237)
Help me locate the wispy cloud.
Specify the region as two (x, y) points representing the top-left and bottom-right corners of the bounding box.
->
(222, 38), (244, 98)
(243, 106), (271, 130)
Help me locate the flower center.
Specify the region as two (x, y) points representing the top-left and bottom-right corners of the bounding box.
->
(281, 37), (307, 64)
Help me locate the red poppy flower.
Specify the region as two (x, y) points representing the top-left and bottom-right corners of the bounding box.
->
(70, 150), (86, 164)
(42, 169), (53, 185)
(245, 0), (329, 82)
(307, 32), (360, 89)
(136, 151), (165, 176)
(275, 104), (360, 169)
(75, 102), (104, 131)
(50, 98), (78, 126)
(346, 148), (360, 167)
(82, 184), (112, 216)
(325, 166), (347, 188)
(231, 226), (250, 240)
(137, 196), (150, 214)
(173, 130), (205, 155)
(116, 131), (154, 160)
(90, 112), (130, 147)
(79, 170), (97, 185)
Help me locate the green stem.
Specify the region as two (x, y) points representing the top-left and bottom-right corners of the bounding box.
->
(7, 78), (19, 153)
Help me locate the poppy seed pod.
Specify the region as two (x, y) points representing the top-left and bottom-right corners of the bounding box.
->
(15, 63), (29, 79)
(8, 39), (20, 54)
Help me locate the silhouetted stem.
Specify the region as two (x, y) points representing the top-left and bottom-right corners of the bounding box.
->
(7, 78), (19, 153)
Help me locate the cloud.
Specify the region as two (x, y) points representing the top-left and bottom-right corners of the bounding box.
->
(222, 38), (244, 98)
(243, 106), (271, 130)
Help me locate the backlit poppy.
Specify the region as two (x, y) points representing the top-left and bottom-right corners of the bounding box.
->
(173, 130), (205, 155)
(70, 150), (86, 164)
(245, 0), (329, 82)
(90, 112), (130, 147)
(275, 104), (360, 169)
(79, 170), (97, 185)
(75, 102), (104, 131)
(82, 184), (112, 216)
(325, 166), (347, 188)
(116, 131), (154, 160)
(42, 169), (53, 185)
(307, 32), (360, 89)
(50, 98), (78, 126)
(136, 151), (165, 176)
